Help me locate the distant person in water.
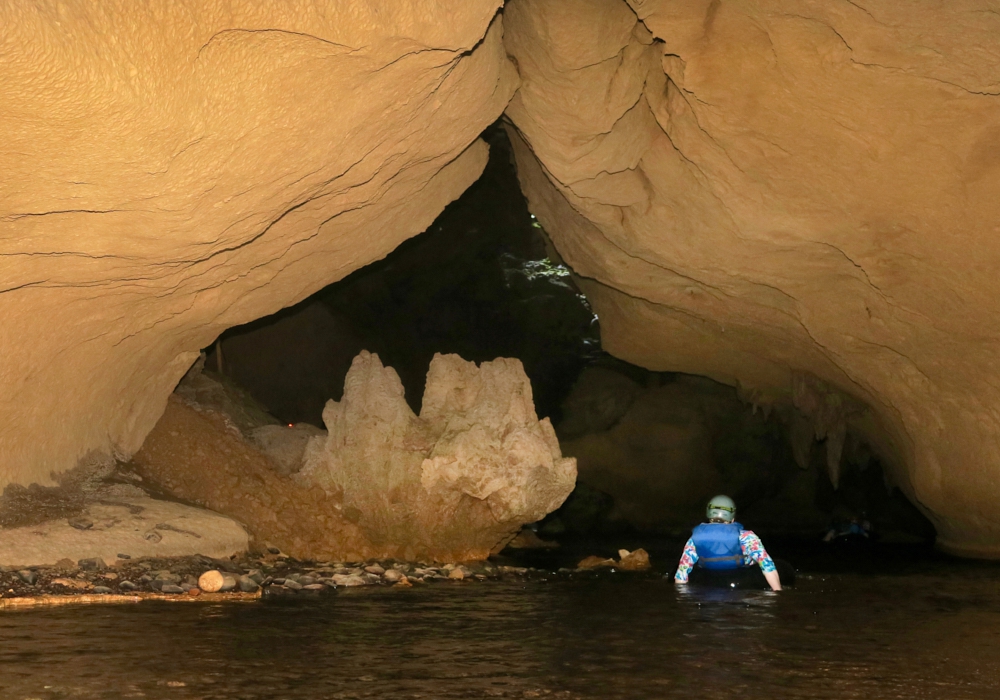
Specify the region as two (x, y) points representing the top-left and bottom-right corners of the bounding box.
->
(823, 513), (872, 543)
(673, 495), (782, 591)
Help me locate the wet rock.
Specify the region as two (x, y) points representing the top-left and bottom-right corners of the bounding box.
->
(576, 556), (614, 571)
(302, 583), (325, 591)
(247, 569), (264, 585)
(617, 548), (651, 571)
(238, 575), (259, 593)
(383, 569), (404, 583)
(160, 584), (184, 594)
(364, 564), (385, 575)
(448, 568), (466, 580)
(283, 579), (303, 591)
(332, 574), (366, 587)
(119, 580), (137, 591)
(198, 570), (225, 593)
(92, 586), (112, 594)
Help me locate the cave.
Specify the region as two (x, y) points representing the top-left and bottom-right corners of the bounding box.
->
(169, 121), (935, 559)
(6, 1), (1000, 695)
(2, 0), (995, 562)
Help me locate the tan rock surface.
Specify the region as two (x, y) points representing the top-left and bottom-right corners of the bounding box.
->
(299, 351), (577, 560)
(504, 0), (1000, 555)
(134, 352), (576, 562)
(0, 498), (249, 569)
(0, 1), (517, 489)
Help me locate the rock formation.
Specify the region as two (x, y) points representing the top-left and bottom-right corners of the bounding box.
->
(503, 0), (1000, 555)
(133, 352), (576, 561)
(0, 1), (517, 489)
(298, 351), (577, 559)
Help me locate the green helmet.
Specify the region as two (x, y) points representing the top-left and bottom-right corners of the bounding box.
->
(706, 495), (736, 522)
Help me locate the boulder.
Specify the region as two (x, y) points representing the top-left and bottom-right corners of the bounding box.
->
(299, 351), (577, 560)
(0, 498), (249, 569)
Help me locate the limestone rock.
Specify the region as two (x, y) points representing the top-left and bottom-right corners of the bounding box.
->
(504, 0), (1000, 556)
(250, 423), (326, 477)
(133, 352), (575, 562)
(299, 351), (577, 560)
(560, 380), (722, 530)
(198, 570), (225, 593)
(505, 528), (559, 550)
(0, 498), (248, 569)
(0, 0), (517, 493)
(576, 555), (614, 570)
(617, 548), (650, 571)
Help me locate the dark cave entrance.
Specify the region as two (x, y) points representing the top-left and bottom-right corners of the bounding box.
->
(198, 121), (935, 554)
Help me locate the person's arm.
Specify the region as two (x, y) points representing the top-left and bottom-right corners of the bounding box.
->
(674, 538), (698, 583)
(739, 530), (781, 591)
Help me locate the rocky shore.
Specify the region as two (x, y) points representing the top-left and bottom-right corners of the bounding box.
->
(0, 546), (655, 608)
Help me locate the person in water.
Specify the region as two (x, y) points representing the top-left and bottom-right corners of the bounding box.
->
(673, 495), (782, 591)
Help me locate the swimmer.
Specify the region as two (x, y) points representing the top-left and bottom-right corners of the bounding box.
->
(673, 495), (782, 591)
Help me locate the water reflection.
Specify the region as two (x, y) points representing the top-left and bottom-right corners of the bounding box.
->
(0, 570), (999, 699)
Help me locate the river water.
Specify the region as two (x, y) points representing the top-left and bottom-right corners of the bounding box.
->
(1, 541), (999, 699)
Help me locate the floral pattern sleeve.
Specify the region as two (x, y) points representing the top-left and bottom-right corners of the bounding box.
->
(739, 530), (776, 573)
(673, 538), (699, 582)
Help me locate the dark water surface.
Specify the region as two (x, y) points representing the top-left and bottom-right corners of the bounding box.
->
(2, 547), (1000, 699)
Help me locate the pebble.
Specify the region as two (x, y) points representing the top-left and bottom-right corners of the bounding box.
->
(283, 579), (303, 591)
(52, 578), (89, 590)
(219, 575), (238, 592)
(238, 575), (259, 593)
(17, 570), (38, 585)
(302, 584), (325, 591)
(365, 564), (385, 575)
(92, 586), (112, 594)
(67, 517), (94, 531)
(383, 569), (404, 583)
(117, 553), (131, 560)
(448, 568), (465, 580)
(198, 570), (225, 593)
(78, 557), (106, 572)
(160, 584), (184, 594)
(119, 581), (137, 591)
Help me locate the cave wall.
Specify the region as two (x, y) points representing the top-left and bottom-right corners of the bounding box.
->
(503, 0), (1000, 555)
(0, 1), (516, 488)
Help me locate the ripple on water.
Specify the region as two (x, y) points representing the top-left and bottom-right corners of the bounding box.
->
(1, 569), (999, 699)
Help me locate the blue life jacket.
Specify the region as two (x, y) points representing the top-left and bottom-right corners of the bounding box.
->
(692, 522), (745, 570)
